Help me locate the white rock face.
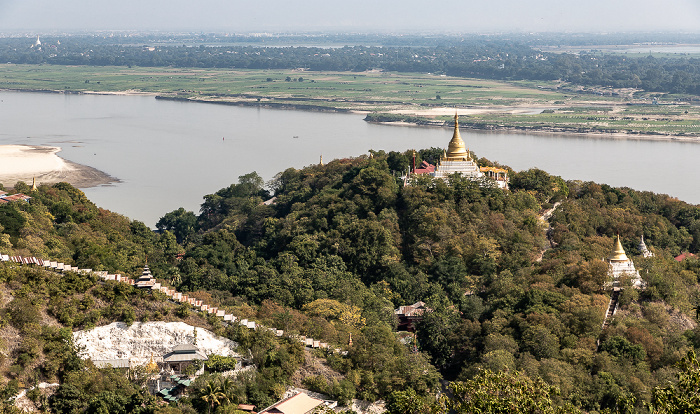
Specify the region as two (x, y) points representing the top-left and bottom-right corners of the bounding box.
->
(73, 322), (239, 365)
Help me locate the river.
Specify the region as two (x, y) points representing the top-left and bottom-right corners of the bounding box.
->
(0, 90), (698, 227)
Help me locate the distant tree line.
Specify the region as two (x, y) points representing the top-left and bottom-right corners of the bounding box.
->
(4, 35), (700, 95)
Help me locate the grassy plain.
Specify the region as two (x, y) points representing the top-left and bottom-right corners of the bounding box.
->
(2, 64), (700, 138)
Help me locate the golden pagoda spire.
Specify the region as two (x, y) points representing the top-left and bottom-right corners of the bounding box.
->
(320, 155), (323, 166)
(31, 177), (37, 191)
(146, 353), (158, 372)
(445, 113), (469, 161)
(608, 235), (629, 262)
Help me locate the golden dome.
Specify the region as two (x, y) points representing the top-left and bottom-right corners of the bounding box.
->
(146, 354), (158, 372)
(445, 114), (470, 160)
(608, 235), (629, 262)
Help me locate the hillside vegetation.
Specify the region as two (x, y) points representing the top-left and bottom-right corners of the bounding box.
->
(2, 150), (700, 412)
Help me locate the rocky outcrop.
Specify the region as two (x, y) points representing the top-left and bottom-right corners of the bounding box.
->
(73, 321), (240, 365)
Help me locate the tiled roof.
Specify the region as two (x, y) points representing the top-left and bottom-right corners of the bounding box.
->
(395, 301), (431, 317)
(259, 392), (324, 414)
(675, 252), (697, 261)
(413, 161), (435, 174)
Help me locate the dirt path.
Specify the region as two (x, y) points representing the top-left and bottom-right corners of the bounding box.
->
(535, 201), (561, 262)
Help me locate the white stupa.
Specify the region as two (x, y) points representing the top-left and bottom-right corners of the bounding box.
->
(639, 235), (654, 258)
(606, 235), (644, 289)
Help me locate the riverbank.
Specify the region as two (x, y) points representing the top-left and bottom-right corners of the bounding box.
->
(3, 64), (700, 140)
(363, 113), (700, 143)
(158, 95), (700, 143)
(0, 145), (118, 189)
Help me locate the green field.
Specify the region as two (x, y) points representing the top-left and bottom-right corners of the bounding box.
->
(2, 64), (700, 137)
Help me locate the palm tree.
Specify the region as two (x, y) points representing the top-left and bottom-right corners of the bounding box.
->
(200, 382), (227, 414)
(219, 377), (235, 402)
(170, 272), (182, 287)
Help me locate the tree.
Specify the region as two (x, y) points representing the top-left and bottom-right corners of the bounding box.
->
(447, 370), (580, 414)
(650, 350), (700, 413)
(386, 388), (443, 414)
(200, 381), (227, 414)
(157, 208), (197, 244)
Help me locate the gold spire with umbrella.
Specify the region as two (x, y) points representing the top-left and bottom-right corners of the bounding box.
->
(608, 235), (629, 262)
(445, 114), (470, 161)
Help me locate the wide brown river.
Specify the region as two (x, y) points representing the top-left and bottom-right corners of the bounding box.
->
(1, 91), (698, 226)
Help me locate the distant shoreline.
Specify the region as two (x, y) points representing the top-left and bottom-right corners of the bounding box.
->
(4, 89), (700, 144)
(365, 119), (700, 143)
(157, 94), (700, 143)
(0, 145), (118, 189)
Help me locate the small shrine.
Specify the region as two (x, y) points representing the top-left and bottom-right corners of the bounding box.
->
(135, 264), (156, 289)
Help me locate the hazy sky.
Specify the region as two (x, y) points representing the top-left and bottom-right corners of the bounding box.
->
(0, 0), (699, 34)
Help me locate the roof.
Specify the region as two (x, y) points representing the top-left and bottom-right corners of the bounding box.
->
(163, 352), (207, 362)
(675, 252), (697, 262)
(414, 161), (435, 174)
(172, 344), (197, 353)
(395, 301), (431, 317)
(1, 193), (30, 202)
(480, 166), (508, 174)
(163, 344), (207, 362)
(259, 392), (324, 414)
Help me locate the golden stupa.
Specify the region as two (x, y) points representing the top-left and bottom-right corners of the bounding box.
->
(444, 114), (470, 161)
(145, 353), (158, 372)
(608, 235), (629, 262)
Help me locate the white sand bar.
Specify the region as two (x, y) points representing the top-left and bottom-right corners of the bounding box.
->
(0, 145), (117, 188)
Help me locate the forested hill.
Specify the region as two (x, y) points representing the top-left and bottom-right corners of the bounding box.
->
(3, 149), (700, 412)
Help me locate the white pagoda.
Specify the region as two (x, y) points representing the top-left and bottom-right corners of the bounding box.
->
(606, 235), (644, 289)
(639, 235), (654, 258)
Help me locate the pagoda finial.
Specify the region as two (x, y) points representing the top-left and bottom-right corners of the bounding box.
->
(31, 177), (37, 191)
(348, 333), (353, 347)
(608, 234), (629, 262)
(146, 353), (158, 372)
(444, 112), (469, 160)
(320, 155), (323, 166)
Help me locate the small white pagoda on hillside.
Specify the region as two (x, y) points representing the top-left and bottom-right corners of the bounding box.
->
(639, 235), (654, 258)
(606, 235), (644, 289)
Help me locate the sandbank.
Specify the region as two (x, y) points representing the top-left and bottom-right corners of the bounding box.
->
(389, 106), (553, 116)
(0, 145), (118, 188)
